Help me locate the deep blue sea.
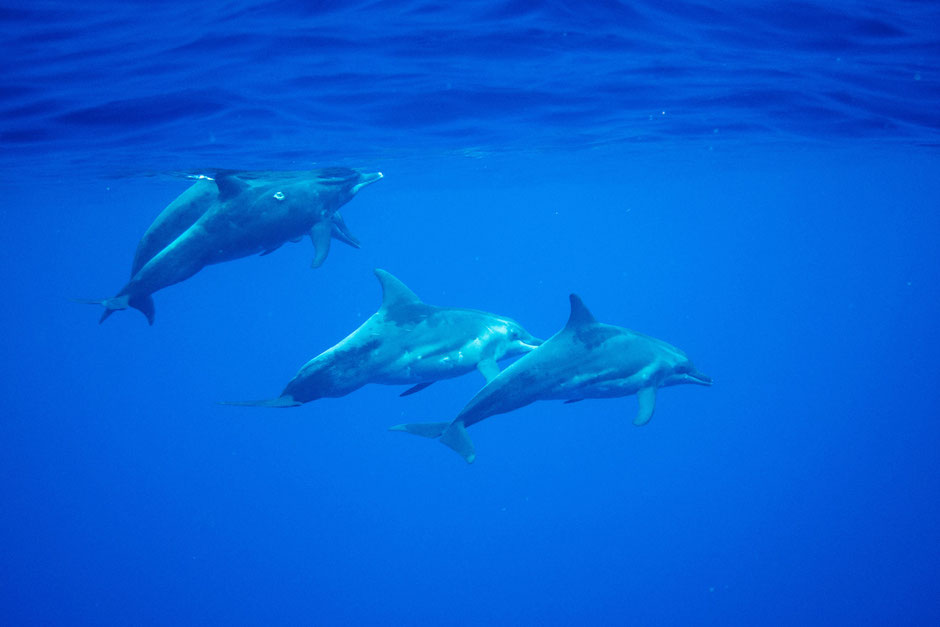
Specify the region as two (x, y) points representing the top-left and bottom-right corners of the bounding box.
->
(2, 1), (939, 625)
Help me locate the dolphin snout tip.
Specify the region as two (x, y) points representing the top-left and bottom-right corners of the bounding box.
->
(351, 171), (383, 194)
(692, 371), (713, 386)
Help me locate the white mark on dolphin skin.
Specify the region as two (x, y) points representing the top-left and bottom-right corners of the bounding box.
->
(273, 191), (285, 200)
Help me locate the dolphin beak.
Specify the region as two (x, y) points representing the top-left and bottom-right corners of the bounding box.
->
(687, 370), (713, 386)
(520, 337), (544, 350)
(351, 171), (383, 194)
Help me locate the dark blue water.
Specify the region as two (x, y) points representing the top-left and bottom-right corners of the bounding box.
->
(2, 1), (939, 625)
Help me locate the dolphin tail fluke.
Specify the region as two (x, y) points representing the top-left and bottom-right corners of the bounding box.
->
(73, 295), (131, 324)
(98, 306), (118, 324)
(219, 396), (302, 408)
(389, 421), (449, 438)
(389, 420), (476, 464)
(440, 422), (476, 463)
(129, 294), (155, 325)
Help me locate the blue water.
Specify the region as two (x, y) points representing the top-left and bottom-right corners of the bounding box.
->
(2, 1), (939, 625)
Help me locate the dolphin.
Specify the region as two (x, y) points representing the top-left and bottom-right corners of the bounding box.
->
(391, 294), (711, 463)
(223, 269), (543, 407)
(81, 167), (382, 324)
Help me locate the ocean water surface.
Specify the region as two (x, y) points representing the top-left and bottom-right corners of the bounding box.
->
(2, 1), (939, 625)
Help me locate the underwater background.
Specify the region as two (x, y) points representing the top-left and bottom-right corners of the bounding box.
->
(2, 1), (939, 625)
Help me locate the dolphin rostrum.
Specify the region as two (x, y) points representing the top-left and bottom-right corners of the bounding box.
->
(81, 167), (383, 324)
(223, 269), (542, 407)
(391, 294), (711, 463)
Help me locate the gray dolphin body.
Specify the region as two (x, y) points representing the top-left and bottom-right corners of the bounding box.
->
(85, 167), (382, 324)
(391, 294), (711, 463)
(224, 269), (542, 407)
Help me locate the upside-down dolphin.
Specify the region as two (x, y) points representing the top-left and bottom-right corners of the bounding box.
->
(81, 167), (382, 324)
(391, 294), (711, 463)
(223, 269), (542, 407)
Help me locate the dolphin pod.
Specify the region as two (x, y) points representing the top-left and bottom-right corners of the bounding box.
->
(80, 167), (382, 324)
(391, 294), (712, 463)
(84, 167), (710, 463)
(223, 269), (542, 407)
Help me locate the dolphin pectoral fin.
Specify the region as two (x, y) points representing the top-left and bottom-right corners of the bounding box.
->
(331, 224), (360, 248)
(564, 398), (585, 404)
(400, 382), (435, 397)
(477, 358), (500, 383)
(259, 244), (284, 256)
(219, 396), (301, 408)
(331, 212), (361, 248)
(309, 221), (332, 268)
(634, 387), (657, 426)
(389, 421), (449, 438)
(439, 421), (476, 464)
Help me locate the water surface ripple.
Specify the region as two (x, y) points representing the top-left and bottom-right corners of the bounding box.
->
(2, 0), (938, 171)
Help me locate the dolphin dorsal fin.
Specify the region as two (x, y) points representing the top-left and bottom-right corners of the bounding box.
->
(564, 294), (597, 330)
(214, 171), (249, 200)
(375, 269), (422, 309)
